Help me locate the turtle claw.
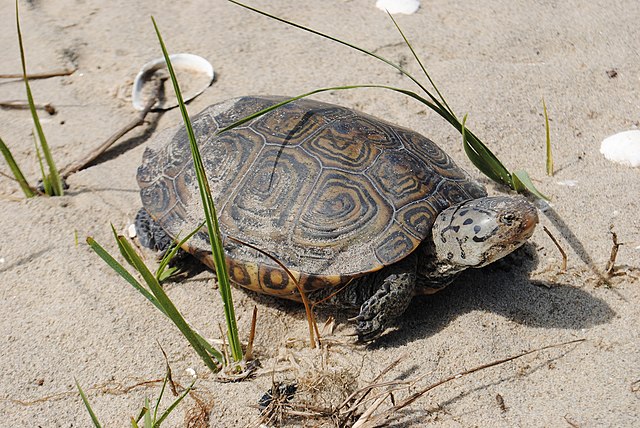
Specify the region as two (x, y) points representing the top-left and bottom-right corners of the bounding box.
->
(356, 319), (385, 342)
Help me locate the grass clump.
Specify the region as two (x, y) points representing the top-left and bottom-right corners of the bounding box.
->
(4, 0), (65, 197)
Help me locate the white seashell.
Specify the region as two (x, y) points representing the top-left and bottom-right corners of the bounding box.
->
(600, 130), (640, 167)
(186, 367), (196, 377)
(375, 0), (420, 15)
(132, 53), (214, 111)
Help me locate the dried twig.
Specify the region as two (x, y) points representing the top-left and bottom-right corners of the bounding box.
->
(352, 394), (389, 428)
(0, 100), (56, 114)
(605, 226), (622, 276)
(543, 225), (567, 272)
(59, 76), (165, 178)
(0, 67), (75, 79)
(158, 342), (179, 397)
(337, 353), (406, 423)
(3, 378), (165, 406)
(245, 306), (258, 361)
(355, 339), (585, 427)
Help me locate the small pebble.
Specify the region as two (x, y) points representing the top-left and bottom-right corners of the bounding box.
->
(186, 367), (196, 377)
(127, 223), (137, 238)
(557, 180), (578, 187)
(600, 130), (640, 167)
(376, 0), (420, 14)
(0, 257), (4, 264)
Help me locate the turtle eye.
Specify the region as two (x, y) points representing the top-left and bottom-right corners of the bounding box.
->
(501, 213), (516, 225)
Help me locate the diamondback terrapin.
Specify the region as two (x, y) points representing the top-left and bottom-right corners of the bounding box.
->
(135, 96), (538, 341)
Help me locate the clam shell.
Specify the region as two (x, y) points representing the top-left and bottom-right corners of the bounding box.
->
(600, 130), (640, 167)
(131, 53), (214, 111)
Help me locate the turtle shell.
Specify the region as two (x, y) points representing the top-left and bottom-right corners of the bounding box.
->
(137, 96), (486, 298)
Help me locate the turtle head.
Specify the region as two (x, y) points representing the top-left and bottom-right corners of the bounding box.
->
(432, 196), (538, 268)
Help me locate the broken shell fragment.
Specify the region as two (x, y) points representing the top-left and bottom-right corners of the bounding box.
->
(131, 53), (214, 111)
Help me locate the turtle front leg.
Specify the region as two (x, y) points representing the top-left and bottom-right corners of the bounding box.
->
(354, 257), (417, 341)
(134, 208), (173, 252)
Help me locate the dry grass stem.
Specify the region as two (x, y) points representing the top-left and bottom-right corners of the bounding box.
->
(228, 235), (320, 348)
(543, 225), (568, 272)
(0, 100), (56, 114)
(349, 339), (585, 427)
(0, 67), (75, 79)
(605, 226), (622, 276)
(244, 306), (258, 361)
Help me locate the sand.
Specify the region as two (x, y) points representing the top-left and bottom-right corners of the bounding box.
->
(1, 1), (639, 426)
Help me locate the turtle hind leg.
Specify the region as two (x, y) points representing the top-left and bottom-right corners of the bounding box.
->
(354, 258), (417, 342)
(134, 208), (173, 252)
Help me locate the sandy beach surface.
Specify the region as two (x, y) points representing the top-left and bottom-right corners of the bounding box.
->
(1, 1), (639, 426)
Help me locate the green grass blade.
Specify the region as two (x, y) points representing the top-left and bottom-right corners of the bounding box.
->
(219, 83), (548, 197)
(218, 83), (513, 189)
(75, 379), (103, 428)
(154, 380), (195, 427)
(152, 373), (168, 423)
(131, 417), (140, 428)
(230, 1), (551, 200)
(461, 116), (512, 186)
(111, 224), (138, 268)
(34, 136), (52, 195)
(543, 98), (553, 176)
(152, 17), (242, 363)
(512, 170), (549, 200)
(385, 10), (454, 117)
(134, 402), (147, 425)
(143, 398), (152, 428)
(87, 236), (161, 311)
(16, 0), (63, 196)
(228, 0), (447, 111)
(218, 84), (446, 134)
(0, 136), (35, 197)
(116, 233), (223, 370)
(155, 222), (204, 282)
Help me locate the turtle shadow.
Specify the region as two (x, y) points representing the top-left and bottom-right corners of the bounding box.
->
(365, 243), (616, 348)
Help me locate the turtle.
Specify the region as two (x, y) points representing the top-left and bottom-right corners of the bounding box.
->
(135, 95), (538, 341)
